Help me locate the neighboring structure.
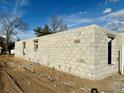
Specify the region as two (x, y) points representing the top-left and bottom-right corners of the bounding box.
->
(15, 24), (124, 80)
(11, 49), (15, 55)
(0, 47), (3, 54)
(0, 36), (5, 54)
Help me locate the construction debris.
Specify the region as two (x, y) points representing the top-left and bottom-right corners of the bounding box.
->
(80, 87), (88, 92)
(47, 76), (56, 82)
(28, 81), (31, 86)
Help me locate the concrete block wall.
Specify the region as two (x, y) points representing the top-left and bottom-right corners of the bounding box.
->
(93, 27), (109, 80)
(15, 25), (97, 80)
(15, 24), (122, 80)
(92, 26), (121, 80)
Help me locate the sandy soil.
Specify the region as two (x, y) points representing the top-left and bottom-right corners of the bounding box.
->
(0, 55), (124, 93)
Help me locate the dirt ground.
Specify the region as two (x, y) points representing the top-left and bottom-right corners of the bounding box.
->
(0, 55), (124, 93)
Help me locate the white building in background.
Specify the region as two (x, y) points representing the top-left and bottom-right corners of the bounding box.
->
(0, 47), (3, 54)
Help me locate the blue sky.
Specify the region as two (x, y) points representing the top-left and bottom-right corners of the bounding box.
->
(0, 0), (124, 39)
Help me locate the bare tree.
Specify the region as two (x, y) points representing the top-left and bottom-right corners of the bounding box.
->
(0, 14), (29, 53)
(51, 16), (68, 32)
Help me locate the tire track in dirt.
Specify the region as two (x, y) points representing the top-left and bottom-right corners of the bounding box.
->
(2, 70), (24, 93)
(6, 68), (58, 93)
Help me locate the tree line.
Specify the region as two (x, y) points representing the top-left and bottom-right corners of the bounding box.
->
(0, 14), (68, 54)
(34, 16), (68, 37)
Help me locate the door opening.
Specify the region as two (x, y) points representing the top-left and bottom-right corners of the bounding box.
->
(23, 42), (26, 55)
(108, 37), (113, 65)
(120, 45), (124, 75)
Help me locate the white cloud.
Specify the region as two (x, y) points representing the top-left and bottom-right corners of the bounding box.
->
(11, 0), (29, 16)
(104, 9), (124, 32)
(78, 11), (83, 14)
(105, 20), (124, 32)
(67, 18), (92, 27)
(0, 0), (11, 5)
(107, 9), (124, 21)
(105, 0), (120, 4)
(60, 11), (92, 28)
(109, 0), (119, 2)
(12, 0), (22, 16)
(20, 0), (29, 6)
(59, 9), (124, 31)
(57, 9), (124, 32)
(0, 0), (29, 17)
(103, 8), (112, 14)
(78, 11), (87, 15)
